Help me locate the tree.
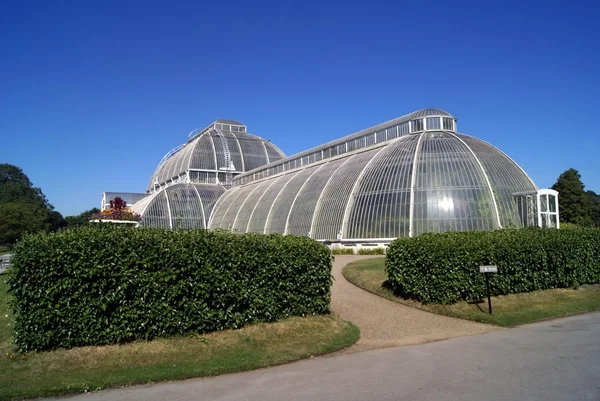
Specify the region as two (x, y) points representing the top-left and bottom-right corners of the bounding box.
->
(0, 164), (51, 208)
(0, 164), (65, 244)
(551, 168), (593, 226)
(586, 190), (600, 226)
(0, 203), (50, 244)
(65, 208), (100, 227)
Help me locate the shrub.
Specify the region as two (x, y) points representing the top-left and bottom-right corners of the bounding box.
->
(386, 227), (600, 304)
(357, 247), (386, 255)
(331, 248), (355, 255)
(8, 225), (332, 351)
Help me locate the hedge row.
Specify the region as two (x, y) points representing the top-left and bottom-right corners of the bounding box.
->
(331, 248), (386, 255)
(8, 225), (333, 351)
(386, 228), (600, 304)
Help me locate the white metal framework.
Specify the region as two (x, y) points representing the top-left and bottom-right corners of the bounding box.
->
(121, 108), (558, 243)
(209, 109), (543, 241)
(147, 120), (285, 194)
(131, 183), (227, 229)
(513, 189), (560, 229)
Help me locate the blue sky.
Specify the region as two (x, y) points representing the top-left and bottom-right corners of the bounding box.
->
(1, 0), (598, 216)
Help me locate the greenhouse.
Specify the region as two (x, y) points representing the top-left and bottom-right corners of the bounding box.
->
(130, 183), (226, 229)
(147, 119), (285, 192)
(208, 108), (559, 244)
(103, 108), (558, 243)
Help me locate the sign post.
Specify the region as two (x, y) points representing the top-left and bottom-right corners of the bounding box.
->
(479, 265), (498, 314)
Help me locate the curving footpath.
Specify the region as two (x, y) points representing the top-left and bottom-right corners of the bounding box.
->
(330, 255), (499, 352)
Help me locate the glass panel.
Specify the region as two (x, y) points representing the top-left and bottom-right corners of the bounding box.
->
(140, 191), (171, 228)
(265, 167), (316, 234)
(549, 195), (557, 212)
(410, 119), (423, 132)
(247, 174), (296, 233)
(412, 132), (496, 236)
(237, 135), (269, 171)
(167, 185), (205, 229)
(443, 118), (454, 130)
(231, 181), (273, 231)
(265, 142), (283, 163)
(220, 184), (260, 230)
(399, 122), (409, 135)
(190, 134), (217, 170)
(458, 134), (536, 228)
(540, 194), (548, 213)
(346, 135), (419, 239)
(312, 148), (380, 240)
(426, 117), (441, 130)
(194, 184), (227, 221)
(287, 159), (346, 236)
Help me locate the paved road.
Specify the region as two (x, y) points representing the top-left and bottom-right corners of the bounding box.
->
(58, 312), (600, 401)
(330, 255), (496, 352)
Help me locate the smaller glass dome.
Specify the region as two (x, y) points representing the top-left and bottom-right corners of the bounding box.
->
(132, 183), (227, 229)
(147, 123), (285, 193)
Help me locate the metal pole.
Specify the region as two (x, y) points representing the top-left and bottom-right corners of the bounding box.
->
(486, 273), (492, 314)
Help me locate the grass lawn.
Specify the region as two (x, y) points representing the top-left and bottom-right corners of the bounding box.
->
(343, 258), (600, 327)
(0, 276), (359, 401)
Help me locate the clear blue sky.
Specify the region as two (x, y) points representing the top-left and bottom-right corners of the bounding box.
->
(1, 0), (598, 216)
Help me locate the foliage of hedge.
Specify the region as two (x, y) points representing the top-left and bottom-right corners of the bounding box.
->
(331, 247), (386, 255)
(331, 248), (355, 255)
(357, 248), (386, 255)
(386, 228), (600, 304)
(8, 225), (333, 351)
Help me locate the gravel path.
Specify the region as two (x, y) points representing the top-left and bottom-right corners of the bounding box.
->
(330, 255), (499, 352)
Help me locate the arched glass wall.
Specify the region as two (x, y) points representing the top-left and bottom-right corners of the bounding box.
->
(132, 183), (226, 229)
(209, 130), (537, 240)
(147, 127), (285, 193)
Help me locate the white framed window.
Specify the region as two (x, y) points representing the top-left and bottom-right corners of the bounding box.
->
(426, 117), (441, 130)
(410, 119), (423, 133)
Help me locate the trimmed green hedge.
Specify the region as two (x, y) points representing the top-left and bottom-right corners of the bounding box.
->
(331, 248), (386, 255)
(386, 228), (600, 304)
(8, 225), (332, 351)
(357, 248), (386, 255)
(331, 248), (355, 255)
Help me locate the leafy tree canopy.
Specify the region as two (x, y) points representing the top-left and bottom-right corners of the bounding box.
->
(586, 190), (600, 226)
(0, 164), (65, 244)
(551, 168), (593, 226)
(65, 208), (100, 227)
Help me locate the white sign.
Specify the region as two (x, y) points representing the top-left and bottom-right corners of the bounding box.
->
(479, 265), (498, 273)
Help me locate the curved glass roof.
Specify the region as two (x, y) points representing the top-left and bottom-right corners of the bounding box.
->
(209, 130), (536, 240)
(234, 108), (457, 186)
(147, 129), (285, 193)
(132, 183), (227, 229)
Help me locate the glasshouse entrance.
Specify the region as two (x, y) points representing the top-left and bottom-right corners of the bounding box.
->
(513, 189), (560, 228)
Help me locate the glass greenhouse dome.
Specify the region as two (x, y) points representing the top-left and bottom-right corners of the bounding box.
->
(130, 183), (226, 229)
(147, 119), (285, 193)
(107, 108), (558, 243)
(208, 109), (556, 243)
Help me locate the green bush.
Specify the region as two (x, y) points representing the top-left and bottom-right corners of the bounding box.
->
(8, 225), (332, 351)
(331, 248), (355, 255)
(386, 227), (600, 304)
(357, 247), (386, 255)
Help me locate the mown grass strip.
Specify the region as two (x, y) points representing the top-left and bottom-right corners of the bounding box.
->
(0, 277), (359, 401)
(343, 258), (600, 327)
